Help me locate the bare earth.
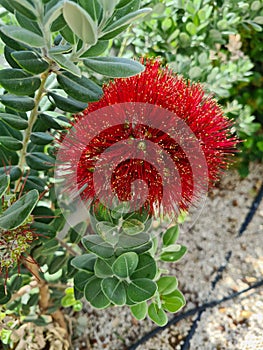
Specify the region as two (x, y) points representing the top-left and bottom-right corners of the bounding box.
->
(72, 163), (263, 350)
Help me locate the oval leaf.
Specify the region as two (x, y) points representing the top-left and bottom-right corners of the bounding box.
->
(0, 136), (22, 151)
(83, 57), (145, 77)
(0, 95), (35, 112)
(84, 277), (110, 309)
(0, 189), (39, 230)
(11, 51), (49, 75)
(130, 301), (147, 320)
(0, 69), (41, 96)
(63, 1), (97, 45)
(71, 253), (96, 272)
(148, 303), (168, 326)
(26, 152), (55, 170)
(162, 225), (179, 246)
(160, 245), (187, 262)
(48, 92), (88, 113)
(0, 112), (28, 130)
(0, 174), (10, 197)
(30, 132), (54, 145)
(157, 276), (178, 296)
(96, 221), (119, 245)
(112, 252), (139, 278)
(101, 277), (126, 306)
(80, 40), (109, 57)
(82, 235), (114, 258)
(130, 253), (156, 280)
(94, 257), (113, 278)
(127, 278), (157, 303)
(0, 26), (45, 48)
(74, 270), (94, 292)
(101, 8), (151, 35)
(57, 71), (103, 102)
(49, 53), (81, 77)
(122, 218), (145, 235)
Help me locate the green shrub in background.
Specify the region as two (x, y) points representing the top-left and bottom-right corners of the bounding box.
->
(111, 0), (263, 176)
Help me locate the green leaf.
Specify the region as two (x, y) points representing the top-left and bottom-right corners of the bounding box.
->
(24, 176), (46, 192)
(0, 95), (35, 112)
(162, 289), (185, 313)
(0, 174), (10, 197)
(9, 166), (22, 182)
(130, 301), (147, 320)
(69, 221), (87, 244)
(110, 201), (131, 220)
(162, 289), (185, 312)
(15, 12), (42, 35)
(74, 270), (94, 292)
(43, 0), (64, 29)
(112, 252), (138, 278)
(100, 25), (128, 40)
(148, 303), (168, 326)
(78, 0), (102, 22)
(38, 113), (64, 130)
(71, 254), (96, 272)
(127, 278), (157, 303)
(61, 294), (76, 307)
(84, 277), (110, 309)
(0, 189), (39, 230)
(254, 16), (263, 25)
(0, 285), (11, 304)
(94, 257), (113, 278)
(122, 218), (145, 235)
(49, 44), (71, 54)
(49, 254), (68, 274)
(130, 253), (156, 280)
(0, 26), (45, 48)
(59, 25), (75, 45)
(96, 221), (119, 245)
(50, 14), (67, 32)
(97, 0), (119, 16)
(162, 225), (179, 246)
(186, 22), (197, 35)
(8, 0), (37, 20)
(63, 1), (97, 45)
(39, 238), (59, 255)
(101, 277), (126, 306)
(80, 40), (109, 57)
(82, 235), (115, 258)
(57, 71), (102, 102)
(48, 92), (88, 113)
(9, 275), (23, 292)
(83, 57), (145, 77)
(116, 233), (152, 255)
(0, 136), (22, 151)
(0, 69), (41, 96)
(157, 276), (178, 296)
(11, 51), (49, 75)
(101, 8), (151, 34)
(26, 152), (55, 170)
(30, 132), (54, 145)
(49, 53), (81, 77)
(4, 46), (21, 69)
(160, 245), (187, 262)
(0, 113), (28, 130)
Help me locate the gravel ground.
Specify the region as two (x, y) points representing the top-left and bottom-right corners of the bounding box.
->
(72, 163), (263, 350)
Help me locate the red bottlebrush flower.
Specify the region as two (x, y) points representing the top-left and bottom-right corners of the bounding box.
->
(57, 59), (237, 217)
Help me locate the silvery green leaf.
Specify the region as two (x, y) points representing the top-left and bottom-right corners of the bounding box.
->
(63, 1), (98, 45)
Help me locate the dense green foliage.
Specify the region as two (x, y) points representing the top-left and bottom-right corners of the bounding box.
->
(0, 0), (262, 347)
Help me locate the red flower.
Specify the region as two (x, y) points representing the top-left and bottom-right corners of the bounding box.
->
(57, 59), (237, 216)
